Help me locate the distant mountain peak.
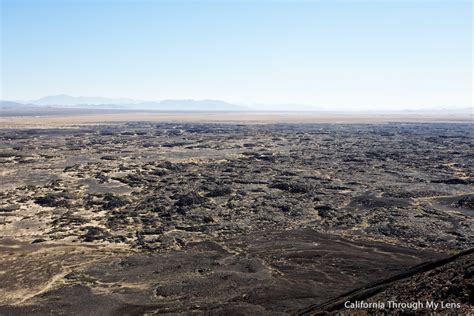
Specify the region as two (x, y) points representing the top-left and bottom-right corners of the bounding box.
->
(11, 95), (249, 111)
(31, 95), (140, 106)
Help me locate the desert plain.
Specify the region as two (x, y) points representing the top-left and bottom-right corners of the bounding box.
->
(0, 112), (472, 314)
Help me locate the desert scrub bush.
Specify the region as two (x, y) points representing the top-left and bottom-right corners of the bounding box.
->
(82, 226), (111, 242)
(0, 151), (20, 158)
(0, 204), (20, 212)
(101, 193), (129, 210)
(206, 186), (232, 197)
(34, 192), (73, 207)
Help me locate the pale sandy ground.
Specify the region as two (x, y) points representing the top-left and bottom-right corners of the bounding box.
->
(0, 111), (472, 128)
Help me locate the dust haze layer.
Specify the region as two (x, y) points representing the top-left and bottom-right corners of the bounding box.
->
(2, 95), (472, 113)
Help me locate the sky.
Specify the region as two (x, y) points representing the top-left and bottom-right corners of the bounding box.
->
(0, 0), (472, 110)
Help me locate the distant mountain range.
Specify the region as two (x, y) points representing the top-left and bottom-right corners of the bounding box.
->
(30, 94), (140, 106)
(1, 95), (249, 112)
(0, 95), (471, 114)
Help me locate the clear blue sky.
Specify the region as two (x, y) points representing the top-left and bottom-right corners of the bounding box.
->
(1, 0), (472, 109)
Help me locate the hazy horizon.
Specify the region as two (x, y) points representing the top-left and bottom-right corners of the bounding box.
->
(1, 93), (471, 113)
(1, 0), (472, 111)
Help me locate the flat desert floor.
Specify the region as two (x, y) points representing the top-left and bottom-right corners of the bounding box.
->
(0, 113), (472, 314)
(0, 110), (471, 128)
